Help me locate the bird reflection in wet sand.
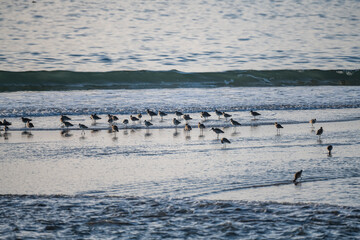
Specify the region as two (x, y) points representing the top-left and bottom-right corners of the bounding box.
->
(61, 129), (72, 138)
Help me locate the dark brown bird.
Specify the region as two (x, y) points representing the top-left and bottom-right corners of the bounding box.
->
(215, 109), (222, 119)
(201, 111), (211, 121)
(146, 109), (157, 121)
(327, 145), (333, 155)
(250, 110), (261, 119)
(211, 127), (224, 139)
(293, 170), (303, 183)
(184, 123), (192, 136)
(275, 122), (284, 134)
(21, 117), (32, 127)
(310, 118), (316, 126)
(26, 122), (34, 129)
(198, 122), (205, 135)
(222, 112), (231, 121)
(220, 137), (231, 148)
(316, 127), (323, 139)
(173, 118), (181, 128)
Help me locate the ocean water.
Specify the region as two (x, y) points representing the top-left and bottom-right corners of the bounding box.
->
(1, 0), (360, 239)
(0, 0), (359, 71)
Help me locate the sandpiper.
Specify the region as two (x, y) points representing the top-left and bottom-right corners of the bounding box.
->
(215, 109), (222, 119)
(137, 113), (142, 123)
(293, 170), (303, 183)
(90, 114), (101, 123)
(198, 122), (205, 135)
(146, 109), (157, 121)
(144, 120), (153, 128)
(123, 119), (129, 128)
(220, 137), (231, 148)
(230, 118), (241, 127)
(26, 121), (34, 129)
(274, 122), (284, 134)
(250, 110), (261, 119)
(158, 111), (167, 121)
(201, 112), (211, 121)
(222, 112), (231, 121)
(327, 145), (333, 155)
(211, 127), (224, 139)
(316, 127), (323, 139)
(184, 123), (192, 136)
(175, 111), (183, 119)
(78, 123), (88, 135)
(183, 114), (192, 123)
(63, 121), (73, 128)
(61, 115), (71, 122)
(130, 115), (139, 124)
(21, 117), (32, 127)
(310, 118), (316, 126)
(173, 118), (181, 129)
(2, 119), (12, 126)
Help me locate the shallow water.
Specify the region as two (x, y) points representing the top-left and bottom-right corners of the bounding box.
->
(1, 112), (360, 238)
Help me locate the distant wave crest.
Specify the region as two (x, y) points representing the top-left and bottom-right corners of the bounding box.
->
(0, 69), (359, 91)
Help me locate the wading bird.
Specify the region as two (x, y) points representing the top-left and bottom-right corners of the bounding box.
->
(211, 127), (224, 139)
(146, 109), (157, 121)
(250, 110), (261, 119)
(293, 170), (303, 184)
(274, 122), (284, 134)
(327, 145), (333, 155)
(316, 127), (323, 139)
(220, 137), (231, 148)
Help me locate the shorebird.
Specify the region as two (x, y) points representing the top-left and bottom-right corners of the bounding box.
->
(183, 114), (192, 123)
(144, 120), (153, 128)
(21, 117), (32, 127)
(26, 121), (34, 129)
(215, 109), (222, 119)
(310, 118), (316, 126)
(78, 123), (88, 135)
(1, 119), (11, 127)
(111, 124), (119, 136)
(61, 115), (71, 122)
(316, 127), (323, 139)
(293, 170), (303, 183)
(198, 122), (205, 135)
(63, 121), (73, 129)
(274, 122), (284, 134)
(90, 114), (101, 123)
(173, 118), (181, 129)
(175, 111), (183, 119)
(130, 115), (139, 124)
(327, 145), (333, 155)
(137, 113), (142, 123)
(200, 111), (211, 121)
(230, 118), (241, 127)
(158, 111), (167, 121)
(107, 114), (118, 123)
(250, 110), (261, 119)
(2, 119), (12, 126)
(184, 123), (192, 136)
(146, 109), (157, 121)
(222, 112), (231, 121)
(211, 127), (224, 139)
(220, 137), (231, 148)
(123, 119), (129, 128)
